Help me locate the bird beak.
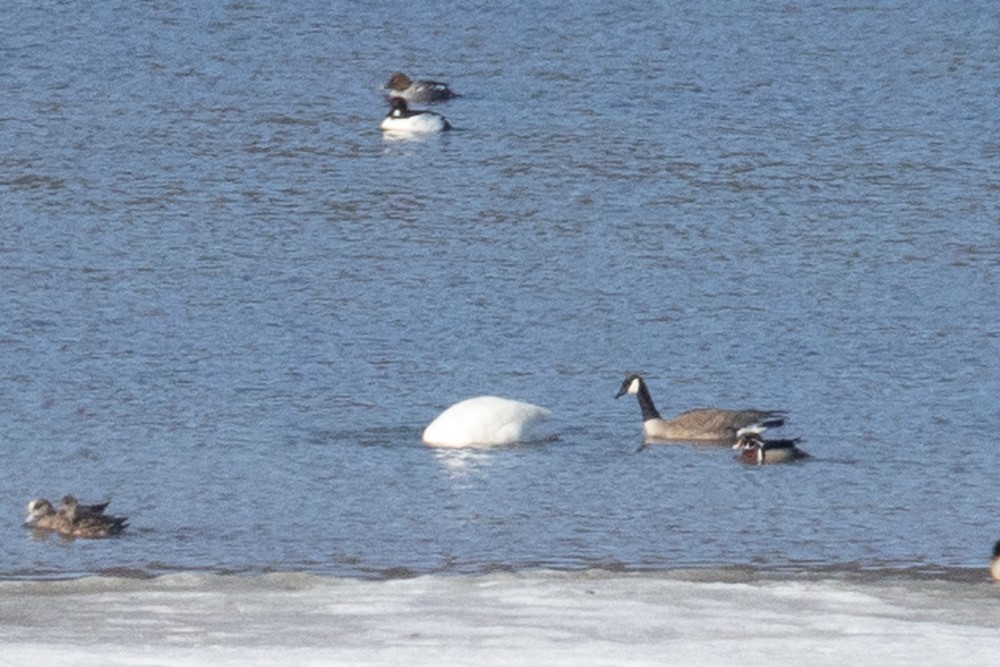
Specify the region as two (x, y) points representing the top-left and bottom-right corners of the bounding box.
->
(614, 388), (626, 399)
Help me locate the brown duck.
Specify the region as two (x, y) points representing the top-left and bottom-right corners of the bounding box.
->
(25, 497), (128, 538)
(381, 72), (457, 103)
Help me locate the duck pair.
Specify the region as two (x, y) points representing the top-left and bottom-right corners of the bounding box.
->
(24, 496), (128, 538)
(615, 373), (808, 464)
(380, 72), (456, 134)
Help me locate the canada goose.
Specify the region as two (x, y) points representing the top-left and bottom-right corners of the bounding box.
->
(991, 541), (1000, 583)
(25, 498), (128, 538)
(422, 396), (553, 448)
(382, 72), (457, 103)
(615, 373), (785, 443)
(732, 426), (809, 464)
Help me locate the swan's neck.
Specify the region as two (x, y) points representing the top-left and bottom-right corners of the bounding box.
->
(635, 383), (662, 421)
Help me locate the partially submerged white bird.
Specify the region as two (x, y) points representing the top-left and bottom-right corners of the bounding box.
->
(422, 396), (553, 448)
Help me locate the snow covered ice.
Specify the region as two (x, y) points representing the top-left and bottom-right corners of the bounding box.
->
(1, 570), (998, 666)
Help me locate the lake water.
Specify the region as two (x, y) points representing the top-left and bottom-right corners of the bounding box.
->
(1, 0), (999, 663)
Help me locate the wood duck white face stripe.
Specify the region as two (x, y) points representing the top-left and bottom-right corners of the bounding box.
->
(733, 432), (809, 465)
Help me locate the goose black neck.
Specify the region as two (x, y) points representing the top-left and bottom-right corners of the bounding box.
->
(635, 382), (662, 421)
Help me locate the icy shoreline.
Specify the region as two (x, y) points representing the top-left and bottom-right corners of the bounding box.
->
(1, 570), (998, 666)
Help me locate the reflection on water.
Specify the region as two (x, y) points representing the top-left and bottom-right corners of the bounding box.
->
(432, 448), (497, 481)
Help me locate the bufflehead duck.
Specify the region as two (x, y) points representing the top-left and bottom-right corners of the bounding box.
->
(381, 97), (451, 134)
(732, 426), (809, 464)
(422, 396), (553, 448)
(382, 72), (456, 103)
(615, 373), (785, 444)
(25, 497), (129, 538)
(991, 540), (1000, 582)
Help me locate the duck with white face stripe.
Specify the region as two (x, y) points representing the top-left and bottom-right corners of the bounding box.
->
(732, 425), (809, 464)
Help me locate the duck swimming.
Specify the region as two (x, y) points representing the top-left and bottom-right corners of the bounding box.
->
(25, 497), (128, 538)
(615, 373), (785, 444)
(381, 97), (452, 134)
(732, 426), (809, 464)
(382, 72), (457, 103)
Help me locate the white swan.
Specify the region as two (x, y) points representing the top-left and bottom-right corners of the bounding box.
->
(422, 396), (553, 448)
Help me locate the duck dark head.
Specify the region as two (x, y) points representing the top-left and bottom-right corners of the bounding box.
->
(388, 97), (409, 116)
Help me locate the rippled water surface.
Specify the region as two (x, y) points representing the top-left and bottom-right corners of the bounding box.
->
(1, 0), (999, 580)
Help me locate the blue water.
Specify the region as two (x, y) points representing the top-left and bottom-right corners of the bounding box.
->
(1, 0), (999, 581)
